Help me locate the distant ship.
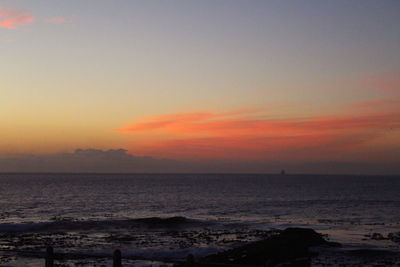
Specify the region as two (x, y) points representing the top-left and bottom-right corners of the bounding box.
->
(280, 169), (286, 175)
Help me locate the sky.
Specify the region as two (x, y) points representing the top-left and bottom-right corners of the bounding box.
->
(1, 0), (400, 173)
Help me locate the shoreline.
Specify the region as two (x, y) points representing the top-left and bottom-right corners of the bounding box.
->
(0, 217), (399, 266)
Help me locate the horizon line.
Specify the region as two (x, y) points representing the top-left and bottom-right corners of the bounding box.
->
(0, 172), (399, 177)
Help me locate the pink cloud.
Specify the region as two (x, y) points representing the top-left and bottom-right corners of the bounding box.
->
(115, 107), (400, 160)
(117, 111), (399, 137)
(0, 6), (35, 29)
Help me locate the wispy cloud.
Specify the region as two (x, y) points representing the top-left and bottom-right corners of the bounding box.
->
(117, 112), (399, 136)
(0, 5), (35, 29)
(0, 6), (70, 30)
(115, 107), (400, 160)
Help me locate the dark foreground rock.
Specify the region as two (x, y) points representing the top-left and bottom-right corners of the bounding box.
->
(193, 228), (340, 266)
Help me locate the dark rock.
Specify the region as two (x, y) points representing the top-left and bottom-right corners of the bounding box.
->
(388, 232), (400, 244)
(371, 233), (386, 240)
(199, 228), (340, 266)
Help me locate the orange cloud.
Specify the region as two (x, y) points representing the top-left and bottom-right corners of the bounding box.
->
(117, 112), (399, 136)
(0, 6), (35, 29)
(131, 134), (359, 160)
(115, 109), (400, 161)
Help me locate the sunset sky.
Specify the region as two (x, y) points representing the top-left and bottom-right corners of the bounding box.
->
(1, 1), (399, 173)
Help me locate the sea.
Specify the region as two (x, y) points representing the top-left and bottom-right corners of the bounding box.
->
(0, 173), (399, 266)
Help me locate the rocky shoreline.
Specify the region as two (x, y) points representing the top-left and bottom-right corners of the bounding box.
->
(194, 228), (340, 266)
(0, 217), (399, 266)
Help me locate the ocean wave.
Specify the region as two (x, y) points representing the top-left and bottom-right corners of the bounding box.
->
(0, 216), (206, 233)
